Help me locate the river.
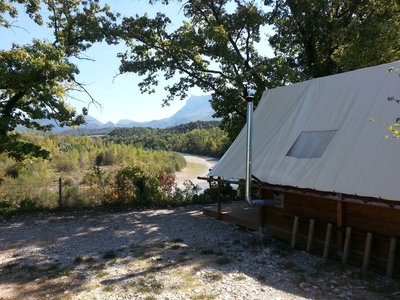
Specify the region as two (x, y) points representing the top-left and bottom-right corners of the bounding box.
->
(175, 153), (218, 190)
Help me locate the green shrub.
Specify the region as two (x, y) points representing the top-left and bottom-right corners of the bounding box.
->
(18, 199), (38, 212)
(5, 164), (22, 178)
(63, 181), (87, 208)
(53, 155), (78, 172)
(115, 165), (166, 207)
(95, 150), (117, 166)
(0, 201), (13, 213)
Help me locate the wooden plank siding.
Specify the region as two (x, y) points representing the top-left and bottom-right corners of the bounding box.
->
(260, 188), (400, 276)
(203, 187), (400, 277)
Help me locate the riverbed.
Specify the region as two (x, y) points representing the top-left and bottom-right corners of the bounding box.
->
(175, 153), (218, 190)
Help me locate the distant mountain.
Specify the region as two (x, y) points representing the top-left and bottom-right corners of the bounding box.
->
(58, 95), (216, 134)
(79, 115), (104, 129)
(116, 119), (139, 127)
(130, 95), (215, 128)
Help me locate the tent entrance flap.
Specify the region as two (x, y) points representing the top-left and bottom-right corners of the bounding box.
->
(245, 95), (282, 207)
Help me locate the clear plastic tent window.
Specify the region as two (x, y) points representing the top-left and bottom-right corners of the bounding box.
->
(286, 130), (337, 158)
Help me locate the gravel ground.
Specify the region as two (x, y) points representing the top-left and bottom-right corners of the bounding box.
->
(0, 205), (399, 300)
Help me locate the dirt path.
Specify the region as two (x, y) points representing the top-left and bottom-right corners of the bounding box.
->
(0, 206), (398, 300)
(175, 153), (218, 189)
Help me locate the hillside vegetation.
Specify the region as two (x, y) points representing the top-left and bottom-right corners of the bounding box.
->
(0, 121), (236, 214)
(0, 132), (192, 213)
(107, 121), (230, 157)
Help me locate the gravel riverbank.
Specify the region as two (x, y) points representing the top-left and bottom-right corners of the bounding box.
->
(0, 205), (398, 299)
(174, 154), (218, 189)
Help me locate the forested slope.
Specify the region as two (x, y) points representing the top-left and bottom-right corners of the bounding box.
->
(107, 121), (230, 157)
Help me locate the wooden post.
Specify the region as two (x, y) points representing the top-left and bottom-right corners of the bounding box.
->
(291, 216), (299, 248)
(342, 227), (352, 264)
(208, 176), (214, 189)
(258, 205), (268, 244)
(58, 177), (62, 208)
(386, 237), (397, 277)
(306, 219), (315, 252)
(362, 232), (373, 271)
(217, 177), (222, 220)
(323, 223), (333, 258)
(336, 200), (344, 253)
(258, 189), (268, 245)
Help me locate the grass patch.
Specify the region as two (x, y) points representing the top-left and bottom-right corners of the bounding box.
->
(214, 257), (232, 265)
(54, 267), (73, 277)
(171, 238), (184, 243)
(3, 262), (19, 270)
(96, 270), (109, 278)
(205, 273), (223, 282)
(102, 285), (114, 292)
(132, 278), (163, 294)
(233, 274), (246, 281)
(74, 255), (96, 264)
(256, 274), (266, 282)
(200, 248), (214, 255)
(19, 264), (39, 272)
(190, 294), (216, 300)
(91, 263), (106, 271)
(130, 244), (147, 257)
(199, 245), (223, 256)
(152, 242), (167, 249)
(103, 250), (117, 260)
(14, 263), (71, 278)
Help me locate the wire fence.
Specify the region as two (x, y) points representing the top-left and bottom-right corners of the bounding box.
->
(0, 173), (223, 212)
(0, 178), (61, 208)
(0, 177), (88, 210)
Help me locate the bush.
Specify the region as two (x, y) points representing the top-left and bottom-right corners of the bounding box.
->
(114, 165), (166, 207)
(0, 201), (13, 213)
(95, 150), (117, 166)
(18, 199), (38, 212)
(53, 155), (78, 173)
(62, 179), (88, 208)
(5, 164), (21, 178)
(83, 167), (114, 205)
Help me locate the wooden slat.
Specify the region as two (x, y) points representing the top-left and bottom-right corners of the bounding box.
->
(342, 227), (352, 264)
(291, 216), (299, 248)
(363, 232), (373, 271)
(323, 223), (333, 258)
(336, 201), (344, 252)
(283, 202), (337, 222)
(386, 237), (397, 277)
(307, 219), (315, 252)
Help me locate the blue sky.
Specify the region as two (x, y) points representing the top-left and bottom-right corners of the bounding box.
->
(1, 0), (272, 124)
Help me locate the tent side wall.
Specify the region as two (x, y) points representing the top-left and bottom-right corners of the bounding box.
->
(259, 187), (400, 275)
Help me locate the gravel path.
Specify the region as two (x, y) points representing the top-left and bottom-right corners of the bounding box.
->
(0, 205), (398, 299)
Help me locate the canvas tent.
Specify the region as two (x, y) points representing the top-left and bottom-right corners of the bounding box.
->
(209, 61), (400, 202)
(204, 62), (400, 275)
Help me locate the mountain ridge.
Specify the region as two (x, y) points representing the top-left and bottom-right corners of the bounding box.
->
(18, 95), (216, 133)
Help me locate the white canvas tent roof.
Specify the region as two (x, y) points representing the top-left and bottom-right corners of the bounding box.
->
(208, 62), (400, 201)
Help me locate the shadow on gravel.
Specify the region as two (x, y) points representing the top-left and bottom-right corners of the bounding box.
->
(0, 206), (398, 299)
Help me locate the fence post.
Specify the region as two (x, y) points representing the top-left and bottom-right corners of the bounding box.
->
(217, 177), (222, 220)
(58, 177), (62, 208)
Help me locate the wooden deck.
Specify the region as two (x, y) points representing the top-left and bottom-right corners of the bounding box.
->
(203, 201), (260, 230)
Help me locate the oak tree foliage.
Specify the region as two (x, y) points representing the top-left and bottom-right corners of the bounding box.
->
(118, 0), (400, 139)
(0, 0), (118, 160)
(267, 0), (400, 78)
(118, 0), (292, 139)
